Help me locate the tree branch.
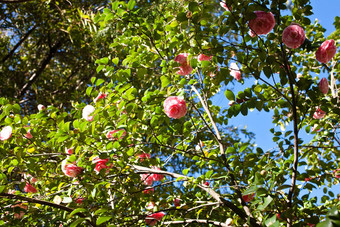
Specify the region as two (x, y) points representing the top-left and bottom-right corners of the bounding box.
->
(0, 0), (33, 2)
(16, 40), (63, 99)
(163, 218), (229, 226)
(2, 25), (37, 63)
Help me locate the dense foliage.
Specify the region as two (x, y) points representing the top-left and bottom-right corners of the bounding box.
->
(1, 0), (340, 226)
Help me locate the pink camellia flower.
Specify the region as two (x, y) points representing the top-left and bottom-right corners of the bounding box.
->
(75, 197), (85, 204)
(174, 198), (181, 207)
(145, 212), (165, 226)
(248, 11), (275, 35)
(138, 153), (151, 162)
(174, 53), (189, 64)
(24, 182), (37, 194)
(197, 54), (212, 62)
(65, 147), (74, 154)
(333, 169), (340, 179)
(25, 129), (33, 139)
(229, 63), (241, 81)
(318, 78), (329, 94)
(64, 164), (83, 178)
(313, 108), (326, 119)
(282, 24), (305, 49)
(141, 174), (154, 186)
(177, 63), (193, 76)
(163, 96), (187, 119)
(0, 126), (12, 141)
(94, 92), (107, 103)
(151, 167), (164, 181)
(242, 193), (255, 203)
(316, 39), (337, 63)
(143, 187), (155, 194)
(106, 129), (126, 140)
(219, 2), (230, 11)
(93, 158), (111, 173)
(12, 204), (27, 219)
(204, 182), (209, 186)
(174, 53), (193, 75)
(82, 105), (95, 122)
(37, 104), (46, 111)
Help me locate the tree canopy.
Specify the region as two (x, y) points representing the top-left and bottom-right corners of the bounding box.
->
(1, 0), (340, 226)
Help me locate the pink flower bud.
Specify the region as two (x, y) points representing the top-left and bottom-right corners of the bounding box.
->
(151, 167), (164, 181)
(82, 105), (95, 122)
(145, 212), (165, 226)
(143, 187), (155, 194)
(75, 197), (85, 204)
(0, 126), (12, 141)
(242, 193), (255, 203)
(318, 78), (329, 94)
(204, 182), (209, 186)
(65, 147), (74, 154)
(313, 108), (326, 119)
(24, 173), (37, 184)
(197, 54), (212, 62)
(174, 198), (181, 207)
(248, 29), (257, 37)
(229, 63), (241, 81)
(94, 92), (107, 103)
(106, 129), (126, 140)
(248, 11), (275, 35)
(25, 129), (33, 139)
(333, 169), (340, 179)
(316, 39), (337, 63)
(24, 182), (37, 193)
(282, 24), (305, 49)
(219, 2), (230, 11)
(138, 153), (151, 162)
(37, 104), (46, 111)
(163, 96), (187, 119)
(64, 164), (83, 178)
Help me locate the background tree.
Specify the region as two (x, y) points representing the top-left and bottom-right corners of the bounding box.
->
(1, 0), (340, 226)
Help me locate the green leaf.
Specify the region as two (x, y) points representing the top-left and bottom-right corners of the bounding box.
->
(225, 89), (235, 101)
(69, 208), (87, 217)
(70, 218), (86, 227)
(205, 170), (213, 178)
(127, 0), (135, 10)
(161, 76), (170, 88)
(96, 216), (112, 225)
(258, 196), (273, 211)
(182, 168), (190, 175)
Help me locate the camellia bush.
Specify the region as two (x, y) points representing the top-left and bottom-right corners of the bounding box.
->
(1, 0), (340, 226)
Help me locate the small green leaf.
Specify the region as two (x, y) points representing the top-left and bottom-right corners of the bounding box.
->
(160, 76), (170, 88)
(70, 218), (86, 227)
(127, 0), (135, 10)
(225, 90), (235, 101)
(69, 208), (87, 217)
(96, 216), (112, 225)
